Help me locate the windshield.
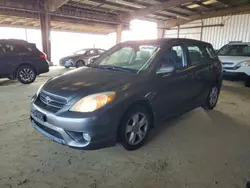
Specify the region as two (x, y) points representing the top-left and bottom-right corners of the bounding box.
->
(74, 49), (87, 55)
(218, 44), (250, 56)
(93, 44), (160, 73)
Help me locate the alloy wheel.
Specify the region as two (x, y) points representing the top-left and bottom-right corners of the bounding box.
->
(19, 68), (35, 82)
(125, 113), (148, 145)
(209, 86), (218, 107)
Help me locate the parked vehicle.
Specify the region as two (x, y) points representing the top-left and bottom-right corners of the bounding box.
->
(59, 48), (106, 68)
(0, 39), (49, 84)
(218, 42), (250, 87)
(30, 38), (222, 151)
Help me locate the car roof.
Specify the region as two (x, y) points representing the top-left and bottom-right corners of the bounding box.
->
(123, 38), (211, 46)
(227, 42), (250, 45)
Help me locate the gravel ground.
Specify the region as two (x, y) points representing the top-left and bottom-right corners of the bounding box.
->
(0, 67), (250, 188)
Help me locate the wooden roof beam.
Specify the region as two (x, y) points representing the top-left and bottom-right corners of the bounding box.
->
(165, 4), (250, 28)
(120, 0), (195, 22)
(48, 0), (69, 12)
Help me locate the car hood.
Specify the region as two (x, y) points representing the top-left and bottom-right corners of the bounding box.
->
(219, 56), (250, 66)
(42, 67), (135, 101)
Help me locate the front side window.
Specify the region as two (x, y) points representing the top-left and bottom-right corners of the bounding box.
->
(94, 44), (160, 73)
(161, 45), (185, 69)
(218, 45), (250, 57)
(74, 49), (87, 55)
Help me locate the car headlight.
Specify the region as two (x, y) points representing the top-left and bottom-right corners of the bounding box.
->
(237, 61), (250, 67)
(70, 92), (116, 112)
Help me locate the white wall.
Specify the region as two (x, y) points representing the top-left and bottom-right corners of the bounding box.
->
(164, 13), (250, 49)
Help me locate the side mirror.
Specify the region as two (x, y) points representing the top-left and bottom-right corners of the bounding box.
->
(156, 64), (175, 74)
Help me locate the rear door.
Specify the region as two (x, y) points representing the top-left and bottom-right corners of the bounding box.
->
(0, 43), (21, 76)
(184, 42), (214, 106)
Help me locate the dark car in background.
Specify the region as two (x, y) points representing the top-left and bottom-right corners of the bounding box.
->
(31, 38), (222, 151)
(0, 39), (49, 84)
(59, 48), (105, 68)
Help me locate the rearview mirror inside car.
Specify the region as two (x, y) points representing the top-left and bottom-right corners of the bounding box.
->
(156, 64), (175, 74)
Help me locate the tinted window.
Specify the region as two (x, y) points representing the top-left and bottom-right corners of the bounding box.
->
(187, 45), (205, 65)
(206, 45), (218, 59)
(4, 44), (17, 53)
(0, 44), (5, 53)
(218, 44), (250, 56)
(162, 45), (185, 69)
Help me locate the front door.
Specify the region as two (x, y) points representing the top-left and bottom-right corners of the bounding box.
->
(152, 44), (195, 119)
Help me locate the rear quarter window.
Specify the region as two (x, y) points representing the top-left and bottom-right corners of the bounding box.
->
(206, 45), (218, 59)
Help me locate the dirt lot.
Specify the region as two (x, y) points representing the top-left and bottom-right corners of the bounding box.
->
(0, 67), (250, 188)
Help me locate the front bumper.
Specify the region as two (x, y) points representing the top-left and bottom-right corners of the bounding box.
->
(30, 102), (117, 150)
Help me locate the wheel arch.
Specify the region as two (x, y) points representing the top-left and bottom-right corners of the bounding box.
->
(14, 63), (37, 79)
(117, 99), (155, 140)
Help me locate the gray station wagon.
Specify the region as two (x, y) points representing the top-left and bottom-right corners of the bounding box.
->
(31, 38), (222, 151)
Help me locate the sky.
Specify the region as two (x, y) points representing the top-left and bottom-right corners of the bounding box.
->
(0, 19), (157, 65)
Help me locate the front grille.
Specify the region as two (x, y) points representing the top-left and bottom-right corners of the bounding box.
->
(222, 62), (234, 65)
(224, 67), (239, 70)
(32, 118), (63, 140)
(39, 90), (67, 109)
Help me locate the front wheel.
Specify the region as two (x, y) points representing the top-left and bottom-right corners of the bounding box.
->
(17, 65), (36, 84)
(76, 60), (85, 68)
(118, 106), (151, 151)
(203, 85), (219, 110)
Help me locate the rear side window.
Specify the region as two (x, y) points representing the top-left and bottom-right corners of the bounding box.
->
(4, 44), (17, 53)
(0, 44), (5, 53)
(206, 45), (218, 59)
(187, 45), (207, 65)
(3, 44), (29, 53)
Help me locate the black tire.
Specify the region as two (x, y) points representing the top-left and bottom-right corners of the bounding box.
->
(118, 105), (152, 151)
(244, 76), (250, 87)
(16, 65), (36, 84)
(76, 60), (85, 68)
(65, 66), (70, 69)
(203, 85), (220, 110)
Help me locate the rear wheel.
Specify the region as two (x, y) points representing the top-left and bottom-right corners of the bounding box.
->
(17, 65), (36, 84)
(76, 60), (85, 68)
(118, 105), (151, 151)
(203, 85), (219, 110)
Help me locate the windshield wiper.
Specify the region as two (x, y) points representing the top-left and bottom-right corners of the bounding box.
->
(92, 65), (134, 73)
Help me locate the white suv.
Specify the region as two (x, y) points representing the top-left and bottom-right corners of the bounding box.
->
(218, 42), (250, 87)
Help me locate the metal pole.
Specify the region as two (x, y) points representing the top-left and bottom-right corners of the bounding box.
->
(200, 20), (204, 41)
(177, 25), (180, 38)
(24, 28), (28, 41)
